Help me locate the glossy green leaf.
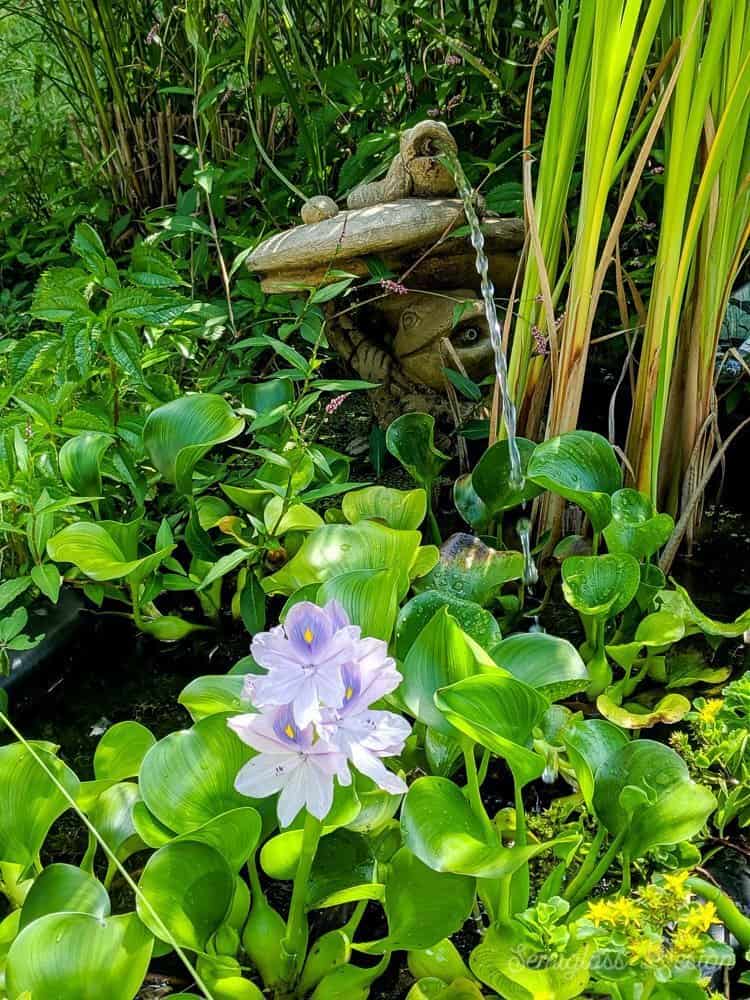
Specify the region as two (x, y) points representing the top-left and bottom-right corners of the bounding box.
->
(6, 912), (153, 1000)
(491, 633), (588, 701)
(562, 553), (640, 621)
(0, 742), (79, 868)
(385, 412), (448, 488)
(414, 533), (524, 607)
(435, 673), (549, 786)
(396, 591), (502, 660)
(178, 674), (246, 721)
(603, 489), (674, 559)
(605, 610), (686, 671)
(400, 607), (500, 737)
(527, 430), (622, 531)
(658, 582), (750, 638)
(94, 721), (156, 780)
(561, 717), (630, 809)
(342, 485), (427, 531)
(172, 808), (261, 870)
(358, 847), (475, 953)
(30, 563), (61, 604)
(452, 474), (490, 532)
(137, 840), (234, 950)
(402, 777), (564, 878)
(306, 829), (376, 908)
(318, 568), (400, 641)
(139, 713), (272, 835)
(88, 782), (145, 866)
(143, 393), (245, 494)
(471, 439), (543, 516)
(593, 740), (716, 858)
(262, 521), (424, 597)
(47, 522), (174, 583)
(58, 432), (114, 497)
(263, 496), (324, 535)
(470, 922), (592, 1000)
(20, 864), (110, 930)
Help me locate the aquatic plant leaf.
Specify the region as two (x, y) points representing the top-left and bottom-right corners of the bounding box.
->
(605, 610), (685, 671)
(414, 533), (524, 606)
(470, 922), (592, 1000)
(19, 864), (110, 930)
(262, 520), (424, 597)
(357, 847), (475, 953)
(58, 431), (113, 498)
(596, 693), (691, 729)
(560, 717), (630, 809)
(0, 742), (79, 868)
(402, 777), (567, 878)
(318, 567), (400, 641)
(30, 563), (61, 604)
(263, 496), (324, 536)
(87, 781), (145, 865)
(342, 485), (427, 530)
(139, 713), (274, 835)
(603, 488), (674, 559)
(94, 721), (156, 781)
(178, 674), (246, 721)
(143, 393), (245, 494)
(471, 438), (543, 516)
(592, 739), (716, 858)
(172, 808), (262, 870)
(407, 938), (473, 986)
(527, 430), (622, 532)
(562, 553), (640, 620)
(385, 412), (449, 488)
(400, 606), (500, 737)
(47, 521), (174, 583)
(453, 478), (492, 540)
(6, 912), (153, 1000)
(665, 651), (731, 689)
(490, 633), (588, 701)
(305, 829), (376, 908)
(658, 582), (750, 638)
(435, 673), (548, 786)
(137, 840), (234, 951)
(396, 590), (502, 659)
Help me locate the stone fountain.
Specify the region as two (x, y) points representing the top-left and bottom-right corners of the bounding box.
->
(247, 121), (524, 425)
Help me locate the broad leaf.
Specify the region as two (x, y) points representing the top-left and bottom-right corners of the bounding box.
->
(435, 674), (548, 786)
(318, 567), (400, 641)
(596, 693), (691, 729)
(658, 582), (750, 638)
(342, 485), (427, 531)
(143, 394), (244, 494)
(94, 721), (156, 780)
(47, 522), (174, 583)
(527, 431), (622, 532)
(561, 717), (630, 809)
(603, 489), (673, 559)
(385, 412), (448, 488)
(471, 439), (542, 516)
(592, 739), (716, 859)
(137, 840), (234, 951)
(19, 864), (110, 930)
(396, 591), (502, 660)
(491, 633), (588, 701)
(59, 432), (113, 498)
(562, 554), (640, 621)
(6, 912), (153, 1000)
(178, 675), (246, 721)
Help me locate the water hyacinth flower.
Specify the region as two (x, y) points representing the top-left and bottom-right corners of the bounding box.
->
(248, 600), (359, 728)
(230, 600), (410, 826)
(228, 706), (349, 827)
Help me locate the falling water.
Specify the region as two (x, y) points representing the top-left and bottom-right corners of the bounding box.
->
(517, 516), (538, 587)
(440, 150), (524, 491)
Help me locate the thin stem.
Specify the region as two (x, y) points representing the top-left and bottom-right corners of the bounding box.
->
(566, 829), (627, 908)
(463, 744), (495, 843)
(563, 825), (606, 902)
(283, 811), (323, 984)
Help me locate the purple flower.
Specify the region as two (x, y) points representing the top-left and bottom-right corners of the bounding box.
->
(325, 393), (350, 415)
(229, 706), (349, 827)
(250, 600), (359, 728)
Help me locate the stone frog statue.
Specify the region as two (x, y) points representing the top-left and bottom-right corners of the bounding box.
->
(325, 290), (493, 426)
(246, 119), (524, 427)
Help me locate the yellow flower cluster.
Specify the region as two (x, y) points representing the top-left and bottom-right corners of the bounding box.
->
(697, 698), (723, 725)
(585, 871), (719, 971)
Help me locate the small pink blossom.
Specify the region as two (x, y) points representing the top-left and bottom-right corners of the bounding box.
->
(325, 393), (350, 415)
(380, 279), (408, 295)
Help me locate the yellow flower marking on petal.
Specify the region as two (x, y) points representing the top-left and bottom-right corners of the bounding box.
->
(345, 686), (353, 700)
(284, 723), (296, 739)
(303, 627), (314, 644)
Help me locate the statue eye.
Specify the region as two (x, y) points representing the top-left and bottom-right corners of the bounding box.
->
(458, 326), (480, 344)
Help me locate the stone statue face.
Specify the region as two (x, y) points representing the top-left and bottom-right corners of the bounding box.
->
(390, 291), (494, 390)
